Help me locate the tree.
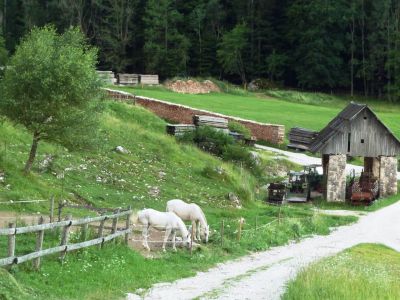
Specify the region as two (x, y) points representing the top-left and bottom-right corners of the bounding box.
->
(144, 0), (190, 77)
(96, 0), (137, 72)
(217, 23), (249, 87)
(0, 30), (7, 67)
(266, 50), (287, 81)
(0, 26), (101, 174)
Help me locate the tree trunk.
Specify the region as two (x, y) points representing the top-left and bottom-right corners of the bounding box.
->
(24, 131), (40, 174)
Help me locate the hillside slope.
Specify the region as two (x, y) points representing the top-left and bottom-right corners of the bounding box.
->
(0, 100), (263, 215)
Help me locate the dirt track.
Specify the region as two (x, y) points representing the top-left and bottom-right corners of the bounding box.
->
(126, 201), (400, 300)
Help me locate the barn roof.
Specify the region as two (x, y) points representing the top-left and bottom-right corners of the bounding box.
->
(309, 102), (400, 153)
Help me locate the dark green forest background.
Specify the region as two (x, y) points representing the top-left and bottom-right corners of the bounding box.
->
(1, 0), (400, 101)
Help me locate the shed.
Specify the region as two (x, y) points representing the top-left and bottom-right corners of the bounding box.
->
(291, 102), (399, 202)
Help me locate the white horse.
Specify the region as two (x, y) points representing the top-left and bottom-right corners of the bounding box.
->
(166, 199), (210, 243)
(136, 208), (191, 252)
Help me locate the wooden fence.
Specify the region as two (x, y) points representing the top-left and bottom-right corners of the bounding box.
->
(0, 207), (132, 269)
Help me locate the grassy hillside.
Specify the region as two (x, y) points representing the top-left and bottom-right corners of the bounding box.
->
(0, 98), (359, 299)
(283, 244), (400, 300)
(0, 100), (260, 214)
(113, 85), (400, 140)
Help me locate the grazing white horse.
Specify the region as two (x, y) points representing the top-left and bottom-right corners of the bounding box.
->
(136, 208), (191, 252)
(166, 199), (210, 243)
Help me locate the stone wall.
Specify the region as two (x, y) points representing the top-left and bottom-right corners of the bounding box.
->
(325, 154), (347, 202)
(379, 156), (398, 197)
(104, 88), (285, 144)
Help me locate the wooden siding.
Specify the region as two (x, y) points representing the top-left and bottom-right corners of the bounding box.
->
(321, 109), (400, 156)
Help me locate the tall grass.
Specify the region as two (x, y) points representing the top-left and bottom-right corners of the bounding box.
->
(283, 244), (400, 300)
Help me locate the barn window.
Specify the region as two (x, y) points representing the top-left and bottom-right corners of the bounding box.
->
(361, 139), (365, 143)
(364, 116), (367, 120)
(347, 133), (351, 152)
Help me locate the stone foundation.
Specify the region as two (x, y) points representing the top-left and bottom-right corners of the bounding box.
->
(325, 154), (347, 202)
(379, 156), (398, 197)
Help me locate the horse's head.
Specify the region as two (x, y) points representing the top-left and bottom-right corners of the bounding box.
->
(183, 232), (192, 248)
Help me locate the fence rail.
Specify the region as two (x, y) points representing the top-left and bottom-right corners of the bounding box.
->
(0, 207), (132, 269)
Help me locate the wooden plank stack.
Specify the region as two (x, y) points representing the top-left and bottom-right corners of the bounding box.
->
(288, 127), (318, 151)
(166, 124), (196, 136)
(97, 71), (117, 85)
(118, 73), (139, 85)
(193, 115), (229, 129)
(140, 74), (159, 85)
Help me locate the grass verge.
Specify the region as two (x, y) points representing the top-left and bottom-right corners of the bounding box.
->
(283, 243), (400, 300)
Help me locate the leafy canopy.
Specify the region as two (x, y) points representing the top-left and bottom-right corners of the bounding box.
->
(0, 26), (101, 148)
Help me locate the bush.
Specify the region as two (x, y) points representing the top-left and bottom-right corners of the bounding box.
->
(228, 121), (251, 139)
(179, 126), (235, 156)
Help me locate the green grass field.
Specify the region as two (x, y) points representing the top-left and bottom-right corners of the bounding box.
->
(113, 85), (400, 140)
(283, 243), (400, 300)
(0, 98), (358, 299)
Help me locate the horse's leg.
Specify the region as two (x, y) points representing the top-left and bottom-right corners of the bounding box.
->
(163, 228), (172, 252)
(142, 224), (150, 251)
(171, 230), (177, 251)
(196, 221), (201, 241)
(192, 220), (198, 241)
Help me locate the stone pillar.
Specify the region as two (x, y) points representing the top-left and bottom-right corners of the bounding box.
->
(364, 157), (380, 177)
(326, 154), (347, 202)
(322, 154), (330, 198)
(379, 156), (398, 197)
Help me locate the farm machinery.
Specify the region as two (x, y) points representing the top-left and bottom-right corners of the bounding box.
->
(267, 165), (323, 204)
(347, 171), (379, 205)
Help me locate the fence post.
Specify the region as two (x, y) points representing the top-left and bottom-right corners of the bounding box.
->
(33, 217), (45, 270)
(98, 215), (106, 248)
(60, 214), (72, 261)
(7, 222), (16, 269)
(49, 195), (54, 223)
(57, 201), (63, 222)
(125, 206), (131, 244)
(220, 220), (224, 247)
(111, 208), (120, 235)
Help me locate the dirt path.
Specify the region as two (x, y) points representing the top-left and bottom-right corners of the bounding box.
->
(126, 201), (400, 300)
(255, 144), (400, 179)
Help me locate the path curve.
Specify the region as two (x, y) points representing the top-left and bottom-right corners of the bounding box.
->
(127, 201), (400, 300)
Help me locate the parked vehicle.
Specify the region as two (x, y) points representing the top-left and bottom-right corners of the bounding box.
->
(267, 165), (323, 204)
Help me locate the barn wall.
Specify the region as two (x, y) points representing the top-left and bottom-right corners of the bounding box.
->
(321, 110), (400, 156)
(104, 88), (285, 144)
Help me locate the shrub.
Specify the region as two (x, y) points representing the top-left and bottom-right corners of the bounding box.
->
(179, 126), (235, 156)
(228, 121), (251, 139)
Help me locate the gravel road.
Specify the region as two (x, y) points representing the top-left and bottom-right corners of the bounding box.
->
(126, 201), (400, 300)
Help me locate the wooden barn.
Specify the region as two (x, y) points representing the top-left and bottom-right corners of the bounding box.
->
(289, 102), (400, 202)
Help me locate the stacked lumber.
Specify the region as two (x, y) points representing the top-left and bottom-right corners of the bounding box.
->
(140, 74), (159, 85)
(193, 115), (229, 129)
(287, 127), (318, 151)
(166, 124), (196, 136)
(118, 73), (139, 85)
(97, 71), (116, 84)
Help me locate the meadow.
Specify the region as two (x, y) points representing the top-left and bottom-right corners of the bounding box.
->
(0, 98), (357, 299)
(283, 243), (400, 300)
(113, 85), (400, 140)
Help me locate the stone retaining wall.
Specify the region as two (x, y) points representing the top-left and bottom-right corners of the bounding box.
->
(104, 88), (285, 144)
